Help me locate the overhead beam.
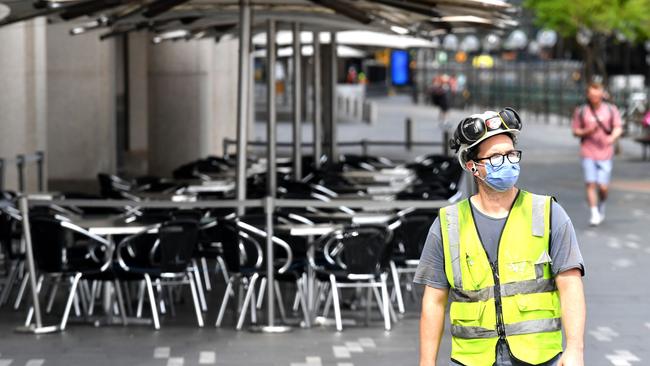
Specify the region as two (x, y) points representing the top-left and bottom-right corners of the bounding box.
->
(308, 0), (373, 25)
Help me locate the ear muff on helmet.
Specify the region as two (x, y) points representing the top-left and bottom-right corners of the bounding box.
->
(499, 107), (522, 131)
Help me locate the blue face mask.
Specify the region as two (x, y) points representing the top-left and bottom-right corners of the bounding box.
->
(478, 160), (520, 192)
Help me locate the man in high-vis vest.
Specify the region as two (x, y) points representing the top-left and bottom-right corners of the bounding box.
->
(415, 109), (585, 366)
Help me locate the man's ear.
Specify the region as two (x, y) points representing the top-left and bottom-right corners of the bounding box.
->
(465, 161), (478, 174)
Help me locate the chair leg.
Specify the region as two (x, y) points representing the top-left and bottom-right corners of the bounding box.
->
(45, 275), (61, 314)
(312, 281), (327, 319)
(380, 274), (391, 331)
(250, 281), (257, 325)
(144, 274), (160, 330)
(389, 261), (405, 314)
(113, 280), (128, 325)
(200, 256), (212, 291)
(371, 284), (384, 317)
(14, 272), (29, 310)
(191, 260), (208, 312)
(329, 275), (342, 331)
(236, 274), (258, 330)
(274, 280), (287, 324)
(24, 274), (44, 326)
(156, 281), (166, 315)
(322, 285), (333, 318)
(60, 273), (82, 331)
(296, 279), (311, 328)
(88, 281), (99, 316)
(256, 277), (266, 310)
(216, 256), (230, 288)
(292, 288), (301, 312)
(136, 281), (145, 318)
(187, 272), (204, 327)
(216, 277), (235, 327)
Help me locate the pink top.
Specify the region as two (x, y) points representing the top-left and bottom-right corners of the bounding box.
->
(571, 103), (622, 160)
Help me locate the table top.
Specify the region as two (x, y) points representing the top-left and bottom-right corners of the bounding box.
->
(300, 212), (395, 225)
(274, 223), (342, 236)
(73, 216), (158, 236)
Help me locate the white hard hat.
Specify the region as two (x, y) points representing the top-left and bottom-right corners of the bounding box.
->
(453, 110), (521, 171)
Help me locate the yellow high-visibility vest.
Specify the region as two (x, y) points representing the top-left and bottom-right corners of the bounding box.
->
(440, 190), (562, 366)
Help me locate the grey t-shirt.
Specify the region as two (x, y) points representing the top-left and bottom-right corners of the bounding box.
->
(414, 199), (584, 290)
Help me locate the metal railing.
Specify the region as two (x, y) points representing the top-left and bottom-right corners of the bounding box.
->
(223, 119), (450, 158)
(0, 152), (45, 192)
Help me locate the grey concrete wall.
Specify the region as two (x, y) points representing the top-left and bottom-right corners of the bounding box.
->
(0, 19), (47, 192)
(1, 21), (241, 188)
(45, 22), (116, 182)
(147, 38), (239, 176)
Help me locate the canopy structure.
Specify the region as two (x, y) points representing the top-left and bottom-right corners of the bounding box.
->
(0, 0), (517, 40)
(0, 0), (517, 334)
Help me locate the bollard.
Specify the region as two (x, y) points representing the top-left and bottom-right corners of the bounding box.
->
(36, 151), (44, 192)
(361, 139), (368, 156)
(16, 155), (25, 192)
(405, 117), (413, 151)
(0, 158), (4, 191)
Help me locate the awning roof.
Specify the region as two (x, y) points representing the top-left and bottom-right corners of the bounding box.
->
(0, 0), (518, 43)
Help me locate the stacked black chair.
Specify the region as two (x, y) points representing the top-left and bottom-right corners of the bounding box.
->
(389, 211), (437, 313)
(116, 219), (204, 329)
(214, 219), (267, 330)
(172, 156), (234, 180)
(312, 226), (394, 331)
(229, 216), (311, 328)
(27, 214), (114, 330)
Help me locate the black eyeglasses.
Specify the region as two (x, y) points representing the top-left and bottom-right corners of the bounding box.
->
(476, 150), (522, 167)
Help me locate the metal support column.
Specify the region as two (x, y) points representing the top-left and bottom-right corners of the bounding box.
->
(329, 32), (338, 162)
(312, 32), (322, 169)
(250, 196), (292, 333)
(250, 20), (289, 334)
(292, 23), (302, 180)
(235, 0), (252, 215)
(266, 19), (277, 198)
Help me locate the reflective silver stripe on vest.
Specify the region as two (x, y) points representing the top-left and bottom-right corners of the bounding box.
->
(500, 278), (557, 297)
(452, 318), (561, 339)
(446, 204), (463, 289)
(450, 286), (494, 303)
(450, 279), (556, 303)
(505, 318), (562, 336)
(451, 325), (498, 339)
(531, 194), (546, 237)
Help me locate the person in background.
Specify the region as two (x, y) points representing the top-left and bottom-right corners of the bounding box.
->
(571, 81), (623, 226)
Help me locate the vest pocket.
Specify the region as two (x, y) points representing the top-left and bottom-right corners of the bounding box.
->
(450, 301), (485, 323)
(514, 292), (557, 315)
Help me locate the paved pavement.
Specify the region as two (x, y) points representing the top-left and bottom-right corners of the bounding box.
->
(1, 97), (649, 365)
